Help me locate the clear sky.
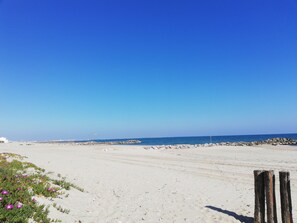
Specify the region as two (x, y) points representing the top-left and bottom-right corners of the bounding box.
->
(0, 0), (296, 141)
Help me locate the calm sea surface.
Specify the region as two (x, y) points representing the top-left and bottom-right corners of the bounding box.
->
(91, 133), (297, 146)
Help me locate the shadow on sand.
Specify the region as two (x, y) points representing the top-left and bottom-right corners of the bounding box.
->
(205, 205), (253, 223)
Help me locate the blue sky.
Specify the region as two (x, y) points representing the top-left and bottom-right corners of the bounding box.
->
(0, 0), (296, 141)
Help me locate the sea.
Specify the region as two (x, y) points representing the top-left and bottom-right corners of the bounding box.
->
(89, 133), (297, 146)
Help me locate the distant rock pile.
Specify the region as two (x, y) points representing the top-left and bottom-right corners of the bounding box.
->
(64, 139), (142, 145)
(202, 138), (297, 147)
(254, 138), (297, 146)
(107, 140), (141, 145)
(144, 138), (297, 150)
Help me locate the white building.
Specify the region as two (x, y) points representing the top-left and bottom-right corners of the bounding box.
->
(0, 137), (8, 143)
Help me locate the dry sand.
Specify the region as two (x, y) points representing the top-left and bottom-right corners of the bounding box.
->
(1, 142), (297, 223)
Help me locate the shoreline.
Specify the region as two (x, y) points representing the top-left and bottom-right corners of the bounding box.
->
(39, 137), (297, 148)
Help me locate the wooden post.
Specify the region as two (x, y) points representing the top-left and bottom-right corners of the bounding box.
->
(265, 170), (277, 223)
(280, 171), (293, 223)
(273, 174), (278, 223)
(254, 170), (265, 223)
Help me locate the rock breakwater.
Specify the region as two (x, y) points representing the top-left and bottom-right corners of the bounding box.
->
(48, 139), (141, 145)
(144, 138), (297, 150)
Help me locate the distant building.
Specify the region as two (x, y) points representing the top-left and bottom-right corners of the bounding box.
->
(0, 137), (8, 143)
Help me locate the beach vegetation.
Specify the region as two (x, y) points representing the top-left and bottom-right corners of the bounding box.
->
(0, 153), (79, 222)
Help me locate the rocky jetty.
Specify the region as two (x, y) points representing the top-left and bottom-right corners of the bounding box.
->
(57, 139), (142, 145)
(144, 138), (297, 150)
(106, 140), (141, 145)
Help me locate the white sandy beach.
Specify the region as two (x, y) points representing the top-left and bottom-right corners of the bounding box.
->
(1, 142), (297, 223)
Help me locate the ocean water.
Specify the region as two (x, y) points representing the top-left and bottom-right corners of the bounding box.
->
(92, 133), (297, 146)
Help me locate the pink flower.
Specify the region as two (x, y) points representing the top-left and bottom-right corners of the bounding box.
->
(17, 188), (21, 191)
(0, 197), (3, 202)
(16, 202), (23, 209)
(32, 197), (37, 203)
(5, 204), (13, 210)
(1, 190), (9, 195)
(47, 188), (56, 192)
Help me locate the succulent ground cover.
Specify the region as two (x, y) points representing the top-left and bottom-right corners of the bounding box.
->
(0, 153), (80, 222)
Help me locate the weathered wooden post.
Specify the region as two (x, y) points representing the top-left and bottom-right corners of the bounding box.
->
(264, 170), (277, 223)
(254, 170), (265, 223)
(280, 171), (293, 223)
(273, 174), (278, 223)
